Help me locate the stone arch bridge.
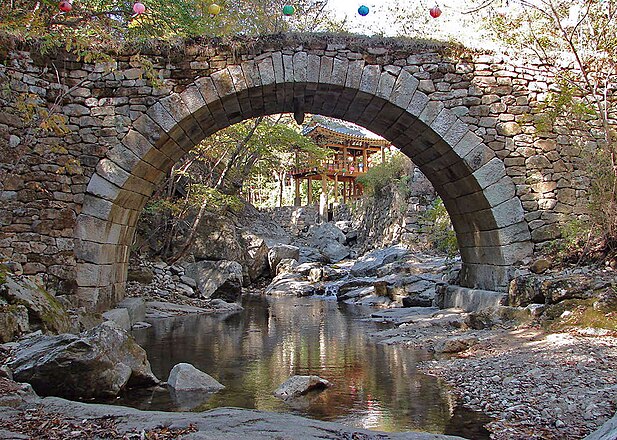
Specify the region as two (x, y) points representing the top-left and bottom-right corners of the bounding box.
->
(0, 34), (590, 310)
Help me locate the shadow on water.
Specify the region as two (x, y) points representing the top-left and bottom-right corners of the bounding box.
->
(111, 295), (491, 439)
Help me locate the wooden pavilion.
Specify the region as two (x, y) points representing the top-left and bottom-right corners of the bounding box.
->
(291, 119), (392, 211)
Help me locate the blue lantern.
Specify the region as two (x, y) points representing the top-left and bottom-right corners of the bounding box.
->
(358, 5), (369, 16)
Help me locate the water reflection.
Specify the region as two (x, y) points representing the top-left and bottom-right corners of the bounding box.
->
(116, 295), (489, 437)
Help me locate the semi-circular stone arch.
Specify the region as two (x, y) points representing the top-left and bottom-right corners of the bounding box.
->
(74, 52), (532, 310)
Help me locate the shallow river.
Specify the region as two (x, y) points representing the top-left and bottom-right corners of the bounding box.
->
(117, 295), (490, 438)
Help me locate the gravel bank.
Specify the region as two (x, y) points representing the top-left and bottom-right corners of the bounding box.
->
(418, 327), (617, 439)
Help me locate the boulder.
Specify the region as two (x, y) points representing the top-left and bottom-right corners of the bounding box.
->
(530, 258), (551, 274)
(268, 245), (300, 275)
(265, 274), (316, 297)
(319, 241), (350, 263)
(350, 246), (409, 277)
(127, 267), (154, 284)
(306, 223), (350, 263)
(117, 297), (146, 325)
(298, 246), (327, 264)
(186, 260), (243, 302)
(0, 276), (72, 334)
(308, 223), (346, 244)
(102, 308), (131, 332)
(9, 322), (159, 399)
(167, 363), (225, 392)
(274, 375), (332, 400)
(276, 258), (299, 276)
(437, 335), (479, 353)
(240, 231), (270, 282)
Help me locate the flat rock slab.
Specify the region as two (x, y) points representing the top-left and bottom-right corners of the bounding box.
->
(145, 302), (210, 318)
(10, 397), (466, 440)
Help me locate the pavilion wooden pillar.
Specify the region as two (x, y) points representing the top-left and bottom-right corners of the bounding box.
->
(342, 180), (347, 204)
(319, 174), (328, 221)
(294, 176), (301, 206)
(307, 177), (313, 206)
(362, 145), (368, 173)
(334, 174), (339, 204)
(381, 145), (386, 163)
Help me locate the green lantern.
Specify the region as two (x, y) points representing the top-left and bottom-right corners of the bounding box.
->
(282, 5), (295, 15)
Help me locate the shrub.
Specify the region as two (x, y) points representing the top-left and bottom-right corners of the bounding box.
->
(421, 197), (459, 257)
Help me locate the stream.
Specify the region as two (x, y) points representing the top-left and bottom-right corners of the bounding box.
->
(115, 294), (491, 438)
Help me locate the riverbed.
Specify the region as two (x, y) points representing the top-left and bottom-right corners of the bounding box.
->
(113, 294), (490, 439)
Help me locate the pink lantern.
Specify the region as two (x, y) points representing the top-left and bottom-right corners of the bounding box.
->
(59, 0), (72, 12)
(133, 2), (146, 15)
(429, 5), (442, 18)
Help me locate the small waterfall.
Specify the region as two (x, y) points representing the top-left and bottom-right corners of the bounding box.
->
(323, 283), (340, 298)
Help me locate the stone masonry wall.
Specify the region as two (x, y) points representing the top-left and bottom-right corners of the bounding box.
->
(0, 34), (600, 305)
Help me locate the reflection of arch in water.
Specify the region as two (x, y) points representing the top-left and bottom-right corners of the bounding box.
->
(74, 55), (531, 309)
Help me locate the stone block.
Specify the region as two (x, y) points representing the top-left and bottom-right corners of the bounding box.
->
(76, 262), (113, 288)
(86, 173), (122, 202)
(345, 60), (365, 89)
(376, 71), (396, 100)
(292, 52), (308, 82)
(211, 69), (236, 97)
(472, 157), (507, 189)
(391, 69), (419, 109)
(359, 64), (380, 94)
(74, 215), (122, 244)
(102, 308), (131, 331)
(440, 285), (508, 311)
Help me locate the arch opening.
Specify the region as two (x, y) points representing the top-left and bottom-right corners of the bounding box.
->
(74, 67), (532, 310)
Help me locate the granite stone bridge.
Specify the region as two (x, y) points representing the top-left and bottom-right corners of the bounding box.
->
(0, 34), (591, 310)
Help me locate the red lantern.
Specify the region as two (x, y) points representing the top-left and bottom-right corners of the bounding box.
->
(59, 0), (72, 12)
(133, 2), (146, 14)
(429, 5), (442, 18)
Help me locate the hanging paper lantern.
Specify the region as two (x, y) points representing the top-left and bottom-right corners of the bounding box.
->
(282, 5), (295, 16)
(429, 5), (442, 18)
(358, 5), (369, 16)
(208, 3), (221, 15)
(59, 0), (72, 12)
(133, 2), (146, 14)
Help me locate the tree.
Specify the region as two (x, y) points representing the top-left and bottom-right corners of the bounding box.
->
(484, 0), (617, 255)
(140, 114), (330, 261)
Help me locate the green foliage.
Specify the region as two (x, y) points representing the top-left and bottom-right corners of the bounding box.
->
(188, 185), (244, 213)
(0, 0), (345, 52)
(421, 197), (458, 257)
(535, 77), (596, 133)
(356, 152), (411, 197)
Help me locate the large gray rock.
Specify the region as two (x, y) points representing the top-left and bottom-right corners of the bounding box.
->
(585, 410), (617, 440)
(167, 363), (225, 392)
(350, 246), (409, 277)
(0, 276), (72, 334)
(1, 397), (467, 439)
(265, 273), (316, 297)
(9, 322), (159, 399)
(274, 375), (332, 400)
(268, 245), (300, 275)
(308, 223), (346, 244)
(117, 297), (146, 325)
(102, 308), (131, 331)
(241, 231), (270, 283)
(319, 241), (350, 263)
(186, 260), (244, 302)
(306, 223), (350, 263)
